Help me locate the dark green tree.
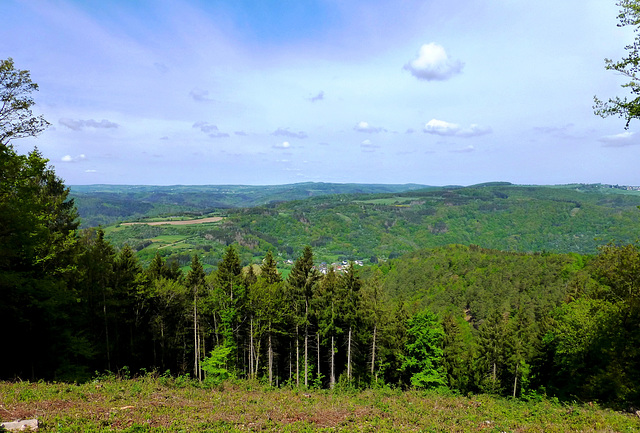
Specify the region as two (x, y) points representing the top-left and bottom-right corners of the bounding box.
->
(475, 310), (509, 394)
(442, 314), (471, 392)
(208, 245), (245, 372)
(75, 228), (116, 373)
(286, 246), (320, 387)
(261, 250), (282, 284)
(315, 267), (342, 387)
(186, 254), (206, 380)
(339, 262), (362, 381)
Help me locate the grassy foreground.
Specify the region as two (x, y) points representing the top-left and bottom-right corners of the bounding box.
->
(1, 376), (639, 432)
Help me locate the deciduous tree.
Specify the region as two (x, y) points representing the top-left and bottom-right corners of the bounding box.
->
(594, 1), (640, 127)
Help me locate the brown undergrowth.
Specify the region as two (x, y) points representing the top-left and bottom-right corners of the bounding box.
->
(1, 377), (639, 432)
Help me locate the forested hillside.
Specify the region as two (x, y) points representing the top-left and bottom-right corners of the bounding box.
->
(70, 183), (430, 227)
(101, 183), (640, 268)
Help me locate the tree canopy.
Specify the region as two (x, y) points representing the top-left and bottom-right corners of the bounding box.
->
(0, 58), (49, 146)
(594, 1), (640, 127)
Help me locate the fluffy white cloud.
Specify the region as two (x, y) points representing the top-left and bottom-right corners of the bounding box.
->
(59, 118), (118, 131)
(61, 154), (87, 162)
(404, 43), (464, 81)
(273, 141), (291, 149)
(423, 119), (491, 137)
(599, 131), (639, 147)
(354, 121), (384, 133)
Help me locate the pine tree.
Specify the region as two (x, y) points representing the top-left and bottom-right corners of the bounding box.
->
(315, 267), (342, 388)
(186, 254), (206, 380)
(287, 246), (320, 387)
(339, 262), (362, 381)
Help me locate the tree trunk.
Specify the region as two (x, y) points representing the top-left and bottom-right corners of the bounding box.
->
(268, 328), (273, 386)
(193, 292), (198, 379)
(249, 317), (254, 379)
(289, 340), (292, 383)
(296, 325), (300, 387)
(317, 332), (321, 385)
(330, 335), (335, 388)
(513, 363), (519, 398)
(371, 324), (377, 379)
(347, 326), (352, 380)
(304, 323), (308, 387)
(103, 290), (111, 371)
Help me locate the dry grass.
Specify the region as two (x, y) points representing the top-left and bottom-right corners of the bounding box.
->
(1, 378), (639, 432)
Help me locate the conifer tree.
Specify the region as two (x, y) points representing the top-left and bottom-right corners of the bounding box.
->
(287, 246), (320, 387)
(339, 262), (362, 381)
(186, 254), (206, 380)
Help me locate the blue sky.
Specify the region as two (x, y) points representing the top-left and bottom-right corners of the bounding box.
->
(2, 0), (638, 186)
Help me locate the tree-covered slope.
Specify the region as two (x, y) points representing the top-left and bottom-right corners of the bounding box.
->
(103, 183), (640, 267)
(70, 182), (431, 227)
(380, 244), (580, 323)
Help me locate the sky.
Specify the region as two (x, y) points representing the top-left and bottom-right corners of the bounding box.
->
(2, 0), (639, 186)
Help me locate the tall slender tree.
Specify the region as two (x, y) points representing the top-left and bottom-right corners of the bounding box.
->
(186, 254), (206, 380)
(287, 246), (320, 387)
(339, 262), (362, 381)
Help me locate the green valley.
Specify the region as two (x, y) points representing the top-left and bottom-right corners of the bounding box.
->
(82, 182), (640, 269)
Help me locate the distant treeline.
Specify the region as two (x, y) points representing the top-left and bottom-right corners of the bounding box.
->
(101, 183), (640, 268)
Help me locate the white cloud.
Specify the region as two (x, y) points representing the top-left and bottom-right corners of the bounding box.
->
(273, 141), (291, 149)
(599, 131), (639, 147)
(404, 43), (464, 81)
(361, 139), (379, 152)
(85, 169), (97, 173)
(272, 128), (308, 139)
(451, 145), (475, 153)
(423, 119), (491, 137)
(354, 121), (384, 133)
(61, 154), (87, 162)
(59, 118), (119, 131)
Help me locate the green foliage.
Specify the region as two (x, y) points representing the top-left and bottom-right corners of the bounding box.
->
(594, 0), (640, 127)
(546, 243), (640, 406)
(400, 310), (446, 389)
(100, 184), (640, 269)
(0, 57), (49, 145)
(0, 140), (79, 379)
(201, 345), (235, 385)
